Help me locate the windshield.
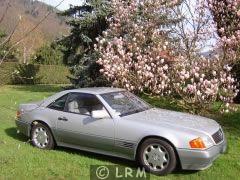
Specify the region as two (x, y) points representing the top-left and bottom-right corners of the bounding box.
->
(101, 91), (151, 117)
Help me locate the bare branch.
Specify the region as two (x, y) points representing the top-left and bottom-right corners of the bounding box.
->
(0, 1), (10, 25)
(171, 0), (216, 60)
(0, 0), (66, 65)
(0, 17), (21, 47)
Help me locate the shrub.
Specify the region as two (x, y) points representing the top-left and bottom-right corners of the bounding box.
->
(11, 64), (40, 85)
(31, 43), (64, 65)
(37, 65), (71, 84)
(0, 62), (16, 85)
(0, 63), (71, 85)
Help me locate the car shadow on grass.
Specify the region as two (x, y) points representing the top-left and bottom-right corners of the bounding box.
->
(54, 146), (198, 176)
(5, 127), (29, 142)
(5, 127), (198, 176)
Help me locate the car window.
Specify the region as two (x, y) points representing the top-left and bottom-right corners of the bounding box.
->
(66, 93), (106, 115)
(48, 94), (69, 111)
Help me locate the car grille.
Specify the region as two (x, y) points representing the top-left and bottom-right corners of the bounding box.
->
(212, 129), (224, 144)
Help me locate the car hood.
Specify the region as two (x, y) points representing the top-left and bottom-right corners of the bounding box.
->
(123, 108), (220, 135)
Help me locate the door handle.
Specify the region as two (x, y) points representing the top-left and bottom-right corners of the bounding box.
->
(58, 117), (68, 121)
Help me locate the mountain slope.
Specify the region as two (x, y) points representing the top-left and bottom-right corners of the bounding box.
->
(0, 0), (69, 62)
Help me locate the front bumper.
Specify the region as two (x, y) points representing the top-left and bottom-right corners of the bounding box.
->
(15, 119), (30, 137)
(177, 140), (227, 170)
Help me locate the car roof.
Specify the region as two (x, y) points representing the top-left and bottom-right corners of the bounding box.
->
(65, 87), (125, 95)
(40, 87), (126, 107)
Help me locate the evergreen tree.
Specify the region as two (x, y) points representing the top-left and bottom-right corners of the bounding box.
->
(59, 0), (112, 87)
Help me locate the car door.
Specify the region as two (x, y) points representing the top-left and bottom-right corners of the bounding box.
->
(55, 92), (115, 152)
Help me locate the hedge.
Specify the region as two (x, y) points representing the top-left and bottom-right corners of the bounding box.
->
(0, 62), (71, 85)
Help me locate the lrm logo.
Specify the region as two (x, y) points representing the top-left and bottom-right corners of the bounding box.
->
(90, 165), (150, 180)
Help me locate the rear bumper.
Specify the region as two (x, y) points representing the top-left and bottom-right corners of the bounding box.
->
(177, 140), (227, 170)
(15, 119), (30, 137)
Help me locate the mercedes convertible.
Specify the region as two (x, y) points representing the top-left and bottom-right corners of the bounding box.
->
(16, 87), (226, 175)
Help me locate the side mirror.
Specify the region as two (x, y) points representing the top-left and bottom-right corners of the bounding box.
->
(91, 109), (110, 119)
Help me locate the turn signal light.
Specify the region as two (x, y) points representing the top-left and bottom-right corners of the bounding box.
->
(189, 137), (206, 149)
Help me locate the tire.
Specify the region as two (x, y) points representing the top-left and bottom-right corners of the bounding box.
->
(31, 122), (55, 150)
(137, 138), (177, 176)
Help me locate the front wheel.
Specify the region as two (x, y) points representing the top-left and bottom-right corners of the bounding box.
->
(31, 122), (55, 150)
(137, 138), (177, 175)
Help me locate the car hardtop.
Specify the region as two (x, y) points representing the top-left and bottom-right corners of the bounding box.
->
(66, 87), (126, 95)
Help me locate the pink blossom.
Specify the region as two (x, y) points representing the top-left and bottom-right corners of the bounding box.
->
(96, 0), (238, 114)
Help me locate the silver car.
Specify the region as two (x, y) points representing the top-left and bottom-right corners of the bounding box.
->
(16, 87), (227, 175)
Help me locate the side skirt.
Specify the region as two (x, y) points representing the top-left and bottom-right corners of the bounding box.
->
(57, 142), (136, 161)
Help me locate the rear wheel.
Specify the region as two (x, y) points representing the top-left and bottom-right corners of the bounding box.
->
(31, 122), (55, 150)
(137, 138), (177, 175)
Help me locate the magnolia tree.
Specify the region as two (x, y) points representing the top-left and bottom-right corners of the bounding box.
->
(173, 56), (239, 113)
(170, 0), (239, 113)
(208, 0), (240, 53)
(172, 0), (217, 60)
(208, 0), (240, 102)
(96, 0), (180, 95)
(96, 0), (239, 114)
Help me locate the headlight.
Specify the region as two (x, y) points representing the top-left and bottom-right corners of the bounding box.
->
(189, 136), (214, 149)
(202, 136), (214, 148)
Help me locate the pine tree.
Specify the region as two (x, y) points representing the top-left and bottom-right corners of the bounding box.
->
(59, 0), (112, 87)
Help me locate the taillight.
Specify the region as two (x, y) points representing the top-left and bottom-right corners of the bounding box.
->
(16, 111), (21, 119)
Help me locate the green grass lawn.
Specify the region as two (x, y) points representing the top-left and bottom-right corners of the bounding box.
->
(0, 85), (240, 180)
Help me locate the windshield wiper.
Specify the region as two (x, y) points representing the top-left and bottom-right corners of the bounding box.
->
(120, 109), (144, 117)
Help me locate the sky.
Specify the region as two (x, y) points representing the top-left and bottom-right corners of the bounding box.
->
(39, 0), (216, 52)
(38, 0), (84, 11)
